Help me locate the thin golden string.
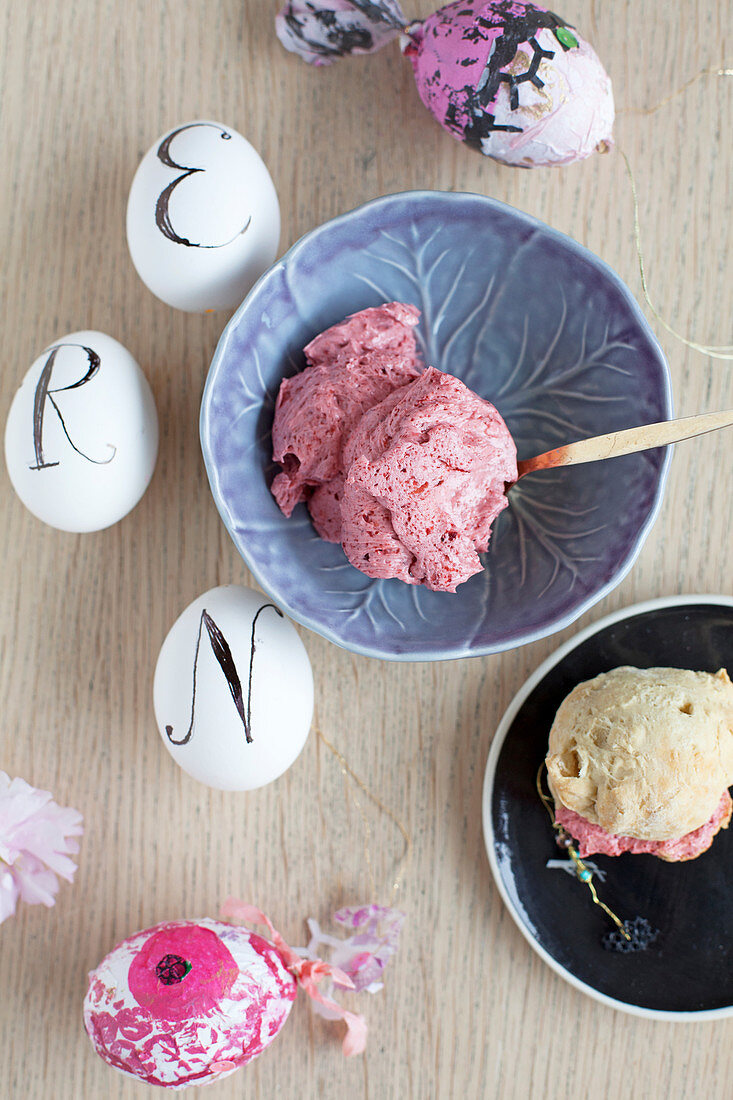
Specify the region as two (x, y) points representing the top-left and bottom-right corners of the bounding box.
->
(536, 763), (630, 940)
(619, 66), (733, 116)
(316, 725), (412, 905)
(620, 151), (733, 361)
(617, 66), (733, 361)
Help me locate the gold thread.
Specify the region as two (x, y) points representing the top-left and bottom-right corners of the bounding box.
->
(619, 150), (733, 361)
(316, 725), (413, 904)
(619, 67), (733, 116)
(536, 763), (631, 940)
(616, 65), (733, 361)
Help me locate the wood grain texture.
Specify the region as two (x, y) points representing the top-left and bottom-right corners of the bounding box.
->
(0, 2), (730, 1098)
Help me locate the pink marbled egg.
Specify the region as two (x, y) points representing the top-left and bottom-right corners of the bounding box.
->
(403, 1), (614, 166)
(83, 919), (297, 1089)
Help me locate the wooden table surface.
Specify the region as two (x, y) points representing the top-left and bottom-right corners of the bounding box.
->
(1, 2), (731, 1097)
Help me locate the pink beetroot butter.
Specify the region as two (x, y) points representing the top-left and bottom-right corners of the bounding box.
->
(555, 791), (733, 862)
(271, 303), (517, 592)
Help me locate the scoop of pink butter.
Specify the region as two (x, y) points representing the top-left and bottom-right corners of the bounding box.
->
(271, 304), (517, 592)
(271, 302), (422, 541)
(555, 791), (733, 862)
(339, 366), (516, 591)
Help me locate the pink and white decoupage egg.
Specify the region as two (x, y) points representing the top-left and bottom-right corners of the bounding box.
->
(127, 120), (280, 311)
(403, 1), (614, 166)
(83, 919), (297, 1088)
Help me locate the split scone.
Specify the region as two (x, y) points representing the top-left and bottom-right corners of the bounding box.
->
(545, 667), (733, 861)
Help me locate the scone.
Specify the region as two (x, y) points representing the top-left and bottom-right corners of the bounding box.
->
(545, 666), (733, 862)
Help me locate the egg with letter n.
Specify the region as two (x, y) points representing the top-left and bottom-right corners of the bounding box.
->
(4, 331), (158, 532)
(154, 586), (313, 790)
(127, 121), (280, 311)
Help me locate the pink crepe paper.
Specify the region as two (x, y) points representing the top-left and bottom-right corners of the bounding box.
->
(303, 904), (405, 994)
(0, 771), (83, 925)
(221, 898), (371, 1055)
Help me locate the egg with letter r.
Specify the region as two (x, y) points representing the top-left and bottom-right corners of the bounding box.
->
(127, 121), (280, 311)
(153, 585), (313, 790)
(4, 330), (158, 532)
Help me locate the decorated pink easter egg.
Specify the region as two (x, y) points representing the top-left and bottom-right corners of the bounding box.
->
(83, 919), (297, 1088)
(402, 1), (614, 166)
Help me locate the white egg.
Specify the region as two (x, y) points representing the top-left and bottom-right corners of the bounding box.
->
(127, 121), (280, 312)
(154, 586), (313, 790)
(4, 331), (158, 532)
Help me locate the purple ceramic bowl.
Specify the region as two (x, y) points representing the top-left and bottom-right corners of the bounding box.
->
(200, 191), (672, 661)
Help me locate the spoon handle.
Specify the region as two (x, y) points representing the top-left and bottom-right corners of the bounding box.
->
(516, 408), (733, 480)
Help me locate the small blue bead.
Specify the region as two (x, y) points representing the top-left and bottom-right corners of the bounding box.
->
(579, 868), (592, 882)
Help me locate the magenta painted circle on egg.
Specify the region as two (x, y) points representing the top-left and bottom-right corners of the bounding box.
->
(127, 924), (239, 1022)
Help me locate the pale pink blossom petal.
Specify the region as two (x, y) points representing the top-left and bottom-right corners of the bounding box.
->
(12, 858), (60, 906)
(0, 771), (83, 925)
(0, 866), (19, 922)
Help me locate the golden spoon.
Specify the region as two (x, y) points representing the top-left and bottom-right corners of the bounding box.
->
(516, 408), (733, 481)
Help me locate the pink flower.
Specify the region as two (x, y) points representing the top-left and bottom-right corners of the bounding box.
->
(0, 772), (83, 925)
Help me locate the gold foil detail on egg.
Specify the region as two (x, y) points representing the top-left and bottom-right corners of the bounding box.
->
(504, 50), (554, 118)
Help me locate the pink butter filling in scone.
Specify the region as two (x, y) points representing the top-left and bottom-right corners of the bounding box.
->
(271, 302), (422, 541)
(555, 790), (733, 862)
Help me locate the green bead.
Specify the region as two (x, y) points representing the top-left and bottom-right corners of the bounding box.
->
(555, 27), (579, 50)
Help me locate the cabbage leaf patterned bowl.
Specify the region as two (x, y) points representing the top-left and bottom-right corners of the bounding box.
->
(200, 191), (671, 661)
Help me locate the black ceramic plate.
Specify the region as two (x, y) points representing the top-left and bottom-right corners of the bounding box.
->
(482, 595), (733, 1019)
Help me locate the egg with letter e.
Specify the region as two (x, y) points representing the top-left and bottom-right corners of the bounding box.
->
(127, 120), (280, 311)
(4, 331), (158, 532)
(154, 585), (313, 790)
(84, 918), (297, 1088)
